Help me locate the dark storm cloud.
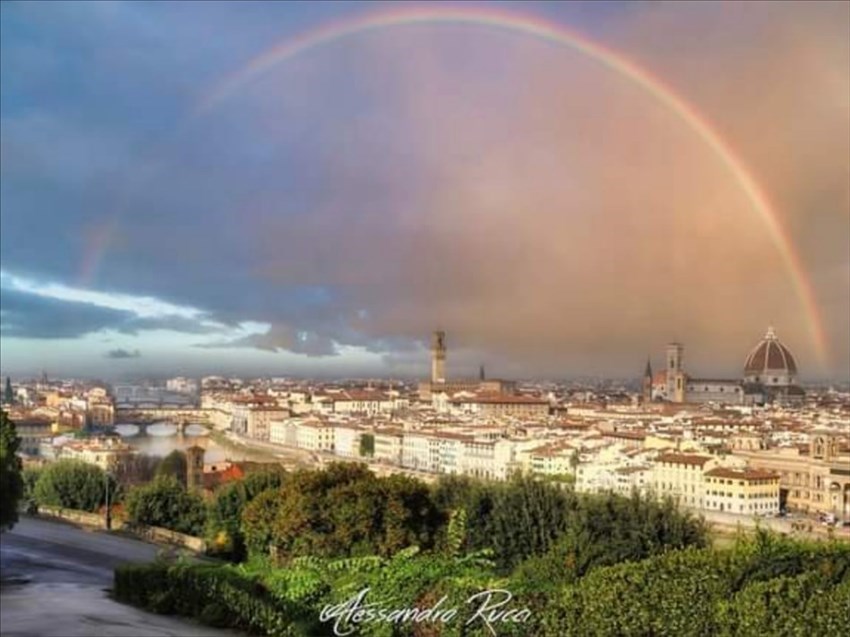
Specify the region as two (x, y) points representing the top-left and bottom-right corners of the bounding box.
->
(197, 324), (338, 357)
(106, 348), (141, 359)
(1, 2), (847, 378)
(0, 286), (216, 339)
(119, 315), (222, 336)
(0, 287), (136, 339)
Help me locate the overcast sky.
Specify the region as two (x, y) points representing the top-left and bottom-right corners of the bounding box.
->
(1, 1), (848, 381)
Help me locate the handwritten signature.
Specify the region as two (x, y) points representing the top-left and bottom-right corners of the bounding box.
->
(319, 587), (532, 636)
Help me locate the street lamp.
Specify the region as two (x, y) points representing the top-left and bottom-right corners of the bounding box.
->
(104, 469), (113, 530)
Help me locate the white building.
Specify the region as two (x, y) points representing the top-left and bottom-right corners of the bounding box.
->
(333, 423), (362, 458)
(652, 452), (716, 509)
(703, 467), (781, 515)
(373, 428), (404, 464)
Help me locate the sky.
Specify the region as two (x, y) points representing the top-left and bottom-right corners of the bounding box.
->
(1, 1), (848, 381)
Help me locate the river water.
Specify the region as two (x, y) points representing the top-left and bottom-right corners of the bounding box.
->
(112, 423), (282, 464)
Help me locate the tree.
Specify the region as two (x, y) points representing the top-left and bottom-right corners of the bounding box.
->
(155, 450), (188, 486)
(359, 433), (375, 458)
(378, 474), (443, 555)
(22, 465), (42, 498)
(3, 378), (14, 405)
(242, 463), (443, 561)
(242, 488), (284, 556)
(206, 468), (286, 561)
(33, 459), (113, 512)
(0, 411), (24, 530)
(125, 475), (206, 536)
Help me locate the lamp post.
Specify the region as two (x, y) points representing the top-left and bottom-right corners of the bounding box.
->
(104, 469), (113, 530)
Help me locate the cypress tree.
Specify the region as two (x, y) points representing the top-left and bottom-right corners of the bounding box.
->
(3, 377), (14, 405)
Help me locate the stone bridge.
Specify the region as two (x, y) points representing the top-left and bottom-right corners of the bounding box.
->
(114, 408), (211, 428)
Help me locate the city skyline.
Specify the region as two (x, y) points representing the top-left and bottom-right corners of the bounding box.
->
(2, 1), (848, 380)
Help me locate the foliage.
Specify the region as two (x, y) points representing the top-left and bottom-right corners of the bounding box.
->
(531, 533), (850, 637)
(22, 466), (42, 499)
(242, 488), (285, 557)
(33, 458), (113, 513)
(125, 475), (206, 536)
(0, 411), (24, 530)
(115, 530), (850, 637)
(432, 474), (575, 571)
(206, 468), (286, 561)
(113, 562), (315, 636)
(359, 433), (375, 458)
(155, 450), (187, 487)
(433, 475), (708, 575)
(243, 463), (443, 561)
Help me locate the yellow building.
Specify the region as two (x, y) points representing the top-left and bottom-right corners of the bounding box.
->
(704, 467), (780, 515)
(732, 431), (850, 520)
(652, 452), (716, 508)
(58, 437), (136, 471)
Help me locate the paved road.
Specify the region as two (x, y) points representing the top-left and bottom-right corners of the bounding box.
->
(693, 508), (850, 540)
(1, 517), (241, 637)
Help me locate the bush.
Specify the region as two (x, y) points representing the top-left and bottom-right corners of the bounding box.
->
(115, 531), (849, 637)
(113, 562), (313, 636)
(0, 411), (24, 530)
(125, 476), (206, 536)
(206, 468), (286, 561)
(33, 459), (113, 512)
(718, 571), (850, 636)
(242, 464), (443, 561)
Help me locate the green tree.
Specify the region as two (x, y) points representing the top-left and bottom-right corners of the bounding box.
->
(0, 411), (24, 530)
(22, 465), (42, 499)
(242, 488), (284, 556)
(358, 433), (375, 458)
(3, 378), (14, 405)
(33, 459), (112, 512)
(242, 463), (443, 561)
(206, 468), (286, 560)
(125, 475), (206, 536)
(155, 450), (188, 486)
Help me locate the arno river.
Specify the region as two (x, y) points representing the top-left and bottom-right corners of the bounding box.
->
(112, 422), (299, 465)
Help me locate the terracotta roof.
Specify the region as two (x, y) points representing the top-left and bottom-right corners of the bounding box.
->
(605, 431), (647, 440)
(705, 467), (780, 481)
(453, 394), (548, 405)
(202, 463), (245, 490)
(744, 327), (797, 374)
(655, 452), (713, 466)
(616, 466), (650, 475)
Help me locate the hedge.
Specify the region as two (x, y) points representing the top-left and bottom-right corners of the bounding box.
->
(113, 563), (319, 636)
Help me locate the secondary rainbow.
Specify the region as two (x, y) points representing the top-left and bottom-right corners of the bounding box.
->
(187, 6), (832, 366)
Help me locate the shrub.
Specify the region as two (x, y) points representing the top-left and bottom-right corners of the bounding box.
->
(33, 459), (113, 512)
(113, 562), (313, 636)
(125, 476), (206, 536)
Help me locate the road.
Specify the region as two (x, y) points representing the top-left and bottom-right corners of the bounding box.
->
(693, 508), (850, 540)
(0, 517), (242, 637)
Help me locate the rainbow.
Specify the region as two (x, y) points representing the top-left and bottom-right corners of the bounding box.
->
(118, 6), (835, 365)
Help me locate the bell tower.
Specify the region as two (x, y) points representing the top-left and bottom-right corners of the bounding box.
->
(665, 343), (686, 403)
(186, 445), (205, 492)
(431, 330), (446, 384)
(642, 358), (653, 403)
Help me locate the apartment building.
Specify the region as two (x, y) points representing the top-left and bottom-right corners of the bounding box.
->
(652, 452), (716, 508)
(703, 467), (781, 515)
